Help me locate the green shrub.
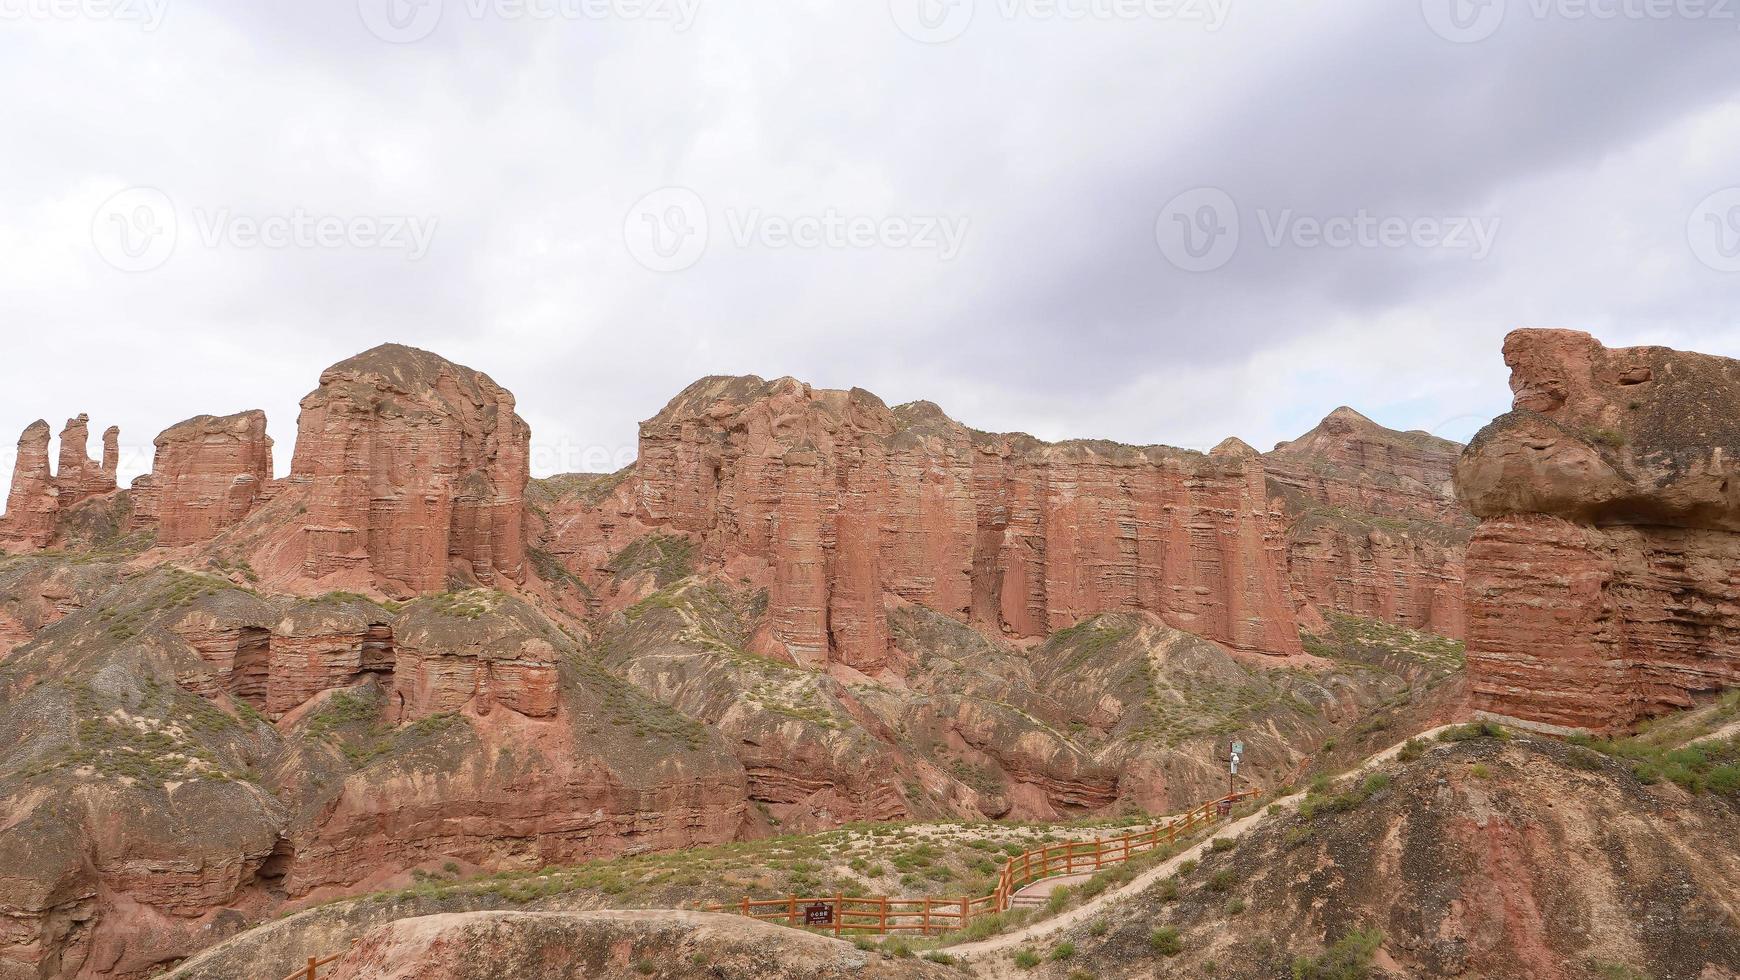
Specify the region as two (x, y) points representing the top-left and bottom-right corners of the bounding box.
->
(1156, 877), (1180, 902)
(1398, 738), (1425, 762)
(1226, 897), (1247, 916)
(1089, 919), (1109, 936)
(1150, 926), (1183, 956)
(1014, 948), (1042, 969)
(1292, 927), (1384, 980)
(1207, 870), (1236, 893)
(1211, 837), (1235, 853)
(1439, 721), (1508, 743)
(1471, 763), (1493, 779)
(1051, 942), (1077, 961)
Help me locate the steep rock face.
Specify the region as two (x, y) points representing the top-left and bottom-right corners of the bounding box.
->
(2, 416), (122, 552)
(391, 595), (560, 721)
(1266, 408), (1474, 638)
(289, 345), (530, 599)
(554, 377), (1302, 667)
(1456, 329), (1740, 731)
(55, 415), (118, 501)
(1, 421), (57, 549)
(140, 411), (274, 548)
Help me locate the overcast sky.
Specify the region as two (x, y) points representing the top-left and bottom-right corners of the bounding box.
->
(3, 0), (1739, 489)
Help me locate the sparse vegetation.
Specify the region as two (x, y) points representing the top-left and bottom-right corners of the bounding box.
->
(1291, 927), (1385, 980)
(1149, 926), (1183, 956)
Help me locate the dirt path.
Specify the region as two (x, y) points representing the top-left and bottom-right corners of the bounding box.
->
(953, 725), (1458, 972)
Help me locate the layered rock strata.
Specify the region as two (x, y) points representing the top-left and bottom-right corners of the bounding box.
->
(134, 411), (275, 547)
(1456, 328), (1740, 731)
(1265, 407), (1474, 637)
(290, 345), (530, 598)
(1, 415), (119, 549)
(554, 377), (1302, 669)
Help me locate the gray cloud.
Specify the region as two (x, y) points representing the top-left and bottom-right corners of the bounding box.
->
(2, 0), (1739, 493)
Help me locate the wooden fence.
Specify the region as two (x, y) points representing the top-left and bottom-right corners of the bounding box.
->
(281, 789), (1261, 976)
(280, 950), (348, 980)
(704, 788), (1262, 938)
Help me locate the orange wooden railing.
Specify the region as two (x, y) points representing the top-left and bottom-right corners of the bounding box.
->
(280, 950), (347, 980)
(283, 789), (1260, 972)
(704, 788), (1261, 937)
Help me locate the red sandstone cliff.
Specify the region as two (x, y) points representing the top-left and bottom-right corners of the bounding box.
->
(1265, 407), (1473, 638)
(549, 376), (1304, 667)
(136, 411), (275, 547)
(289, 345), (531, 598)
(1456, 328), (1740, 732)
(1, 414), (120, 550)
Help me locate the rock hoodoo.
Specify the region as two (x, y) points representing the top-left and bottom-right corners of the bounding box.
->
(289, 345), (531, 598)
(1265, 407), (1473, 638)
(1456, 328), (1740, 732)
(1, 414), (120, 550)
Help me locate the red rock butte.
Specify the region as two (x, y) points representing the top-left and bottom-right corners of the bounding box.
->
(1456, 328), (1740, 733)
(288, 344), (531, 598)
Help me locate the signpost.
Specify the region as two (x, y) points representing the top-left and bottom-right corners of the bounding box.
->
(1227, 740), (1244, 798)
(804, 902), (833, 927)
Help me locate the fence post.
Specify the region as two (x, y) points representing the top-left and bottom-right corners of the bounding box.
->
(960, 896), (969, 933)
(788, 895), (797, 927)
(306, 958), (318, 980)
(740, 897), (749, 918)
(880, 896), (889, 935)
(922, 899), (931, 936)
(834, 894), (842, 938)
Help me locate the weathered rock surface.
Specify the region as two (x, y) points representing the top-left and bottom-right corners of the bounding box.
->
(290, 345), (530, 598)
(1457, 329), (1740, 731)
(1043, 733), (1740, 980)
(0, 569), (746, 980)
(2, 421), (58, 550)
(551, 376), (1303, 668)
(137, 411), (274, 548)
(1266, 407), (1473, 639)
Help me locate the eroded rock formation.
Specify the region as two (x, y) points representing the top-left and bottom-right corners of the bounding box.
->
(1266, 407), (1473, 637)
(136, 411), (275, 547)
(1, 415), (121, 550)
(290, 345), (530, 598)
(1, 420), (56, 548)
(552, 376), (1303, 669)
(1457, 328), (1740, 732)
